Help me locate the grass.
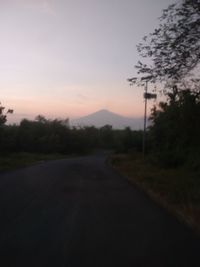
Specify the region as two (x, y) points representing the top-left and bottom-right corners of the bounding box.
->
(111, 152), (200, 233)
(0, 152), (68, 172)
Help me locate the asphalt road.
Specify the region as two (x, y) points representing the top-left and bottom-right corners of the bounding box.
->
(0, 153), (199, 267)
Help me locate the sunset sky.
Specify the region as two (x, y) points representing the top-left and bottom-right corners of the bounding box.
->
(0, 0), (174, 123)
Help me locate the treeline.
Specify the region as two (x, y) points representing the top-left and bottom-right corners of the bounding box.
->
(147, 87), (200, 169)
(1, 85), (200, 171)
(0, 115), (143, 155)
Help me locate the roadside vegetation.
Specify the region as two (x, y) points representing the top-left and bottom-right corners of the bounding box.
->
(111, 152), (200, 233)
(110, 85), (200, 232)
(0, 107), (143, 170)
(117, 0), (200, 232)
(110, 86), (200, 232)
(0, 152), (66, 172)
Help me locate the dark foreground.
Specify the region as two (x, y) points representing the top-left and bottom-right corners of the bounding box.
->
(0, 153), (199, 267)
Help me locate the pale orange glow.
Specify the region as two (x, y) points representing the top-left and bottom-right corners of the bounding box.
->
(2, 83), (153, 124)
(1, 0), (168, 124)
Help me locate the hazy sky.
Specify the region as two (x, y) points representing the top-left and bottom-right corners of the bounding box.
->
(0, 0), (174, 123)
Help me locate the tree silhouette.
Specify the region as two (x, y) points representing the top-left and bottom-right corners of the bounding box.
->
(149, 86), (200, 167)
(0, 103), (13, 126)
(134, 0), (200, 86)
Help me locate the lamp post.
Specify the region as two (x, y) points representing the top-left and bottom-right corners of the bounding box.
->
(143, 80), (148, 157)
(128, 76), (157, 157)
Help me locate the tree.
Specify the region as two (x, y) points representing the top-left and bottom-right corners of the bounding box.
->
(35, 115), (47, 124)
(131, 0), (200, 86)
(0, 103), (13, 126)
(149, 86), (200, 167)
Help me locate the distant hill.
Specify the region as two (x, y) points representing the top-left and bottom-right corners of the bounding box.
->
(70, 109), (143, 130)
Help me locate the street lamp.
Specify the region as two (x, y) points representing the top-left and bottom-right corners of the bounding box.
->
(128, 76), (157, 157)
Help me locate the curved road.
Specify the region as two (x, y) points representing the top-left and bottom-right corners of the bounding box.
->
(0, 153), (199, 267)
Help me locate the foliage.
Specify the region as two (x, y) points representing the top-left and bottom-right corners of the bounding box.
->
(0, 152), (66, 172)
(0, 103), (13, 126)
(0, 116), (143, 156)
(128, 0), (200, 170)
(132, 0), (200, 85)
(112, 153), (200, 232)
(149, 86), (200, 168)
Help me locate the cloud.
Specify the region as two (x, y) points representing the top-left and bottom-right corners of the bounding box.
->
(77, 94), (88, 101)
(76, 94), (89, 105)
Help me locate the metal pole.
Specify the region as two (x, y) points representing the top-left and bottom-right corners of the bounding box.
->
(143, 81), (148, 157)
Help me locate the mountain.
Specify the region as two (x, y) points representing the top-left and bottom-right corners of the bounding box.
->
(70, 109), (143, 130)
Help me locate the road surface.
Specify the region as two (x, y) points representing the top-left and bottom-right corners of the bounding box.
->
(0, 153), (199, 267)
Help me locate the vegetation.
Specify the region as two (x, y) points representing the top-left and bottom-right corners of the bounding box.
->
(118, 0), (200, 232)
(129, 0), (200, 169)
(148, 86), (200, 169)
(130, 0), (200, 85)
(0, 152), (66, 172)
(0, 114), (143, 170)
(0, 102), (13, 126)
(111, 152), (200, 233)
